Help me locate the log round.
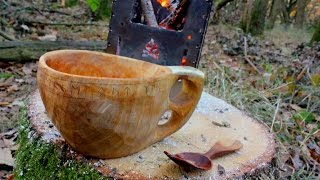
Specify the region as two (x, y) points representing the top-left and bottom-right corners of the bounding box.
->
(28, 90), (276, 179)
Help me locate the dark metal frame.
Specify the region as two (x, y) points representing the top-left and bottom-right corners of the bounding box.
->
(106, 0), (213, 67)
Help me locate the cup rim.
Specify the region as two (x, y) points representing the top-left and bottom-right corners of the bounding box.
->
(39, 50), (171, 83)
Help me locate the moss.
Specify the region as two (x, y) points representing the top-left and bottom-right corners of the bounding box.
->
(14, 107), (107, 179)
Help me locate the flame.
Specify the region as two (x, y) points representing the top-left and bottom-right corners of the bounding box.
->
(157, 0), (170, 8)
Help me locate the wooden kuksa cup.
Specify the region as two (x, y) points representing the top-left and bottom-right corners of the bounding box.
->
(37, 50), (204, 158)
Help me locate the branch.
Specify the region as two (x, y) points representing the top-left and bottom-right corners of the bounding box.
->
(0, 41), (107, 62)
(215, 0), (236, 11)
(243, 37), (262, 74)
(19, 18), (100, 26)
(159, 0), (189, 30)
(0, 31), (16, 41)
(140, 0), (158, 27)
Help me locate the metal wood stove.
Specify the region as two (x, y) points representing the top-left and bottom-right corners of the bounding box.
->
(106, 0), (214, 67)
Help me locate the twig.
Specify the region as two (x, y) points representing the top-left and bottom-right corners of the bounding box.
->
(0, 41), (107, 62)
(28, 6), (82, 18)
(0, 3), (83, 18)
(20, 19), (100, 26)
(212, 60), (234, 84)
(0, 31), (16, 41)
(296, 65), (308, 81)
(211, 120), (230, 128)
(139, 0), (158, 27)
(1, 0), (9, 7)
(243, 37), (262, 74)
(271, 97), (281, 133)
(215, 0), (236, 11)
(41, 9), (82, 17)
(296, 57), (313, 81)
(264, 81), (293, 93)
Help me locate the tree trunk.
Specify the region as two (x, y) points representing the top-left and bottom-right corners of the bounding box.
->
(280, 0), (290, 25)
(241, 0), (268, 35)
(27, 90), (276, 179)
(311, 22), (320, 44)
(267, 0), (289, 28)
(295, 0), (308, 28)
(0, 41), (107, 62)
(212, 0), (236, 23)
(240, 0), (254, 33)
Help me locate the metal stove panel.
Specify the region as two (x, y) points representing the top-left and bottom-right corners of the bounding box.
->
(107, 0), (214, 67)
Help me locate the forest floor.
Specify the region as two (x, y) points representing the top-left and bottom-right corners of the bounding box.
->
(1, 1), (320, 179)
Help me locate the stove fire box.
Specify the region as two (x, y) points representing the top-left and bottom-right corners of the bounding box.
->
(106, 0), (214, 67)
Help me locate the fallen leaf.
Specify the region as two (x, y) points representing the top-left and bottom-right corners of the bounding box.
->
(0, 62), (10, 68)
(0, 139), (5, 148)
(22, 64), (33, 75)
(307, 142), (320, 163)
(289, 104), (302, 112)
(6, 174), (14, 180)
(11, 100), (24, 107)
(0, 171), (4, 178)
(7, 85), (19, 93)
(0, 148), (14, 167)
(15, 79), (24, 83)
(315, 131), (320, 139)
(292, 148), (303, 170)
(20, 24), (29, 32)
(0, 102), (10, 106)
(311, 73), (320, 86)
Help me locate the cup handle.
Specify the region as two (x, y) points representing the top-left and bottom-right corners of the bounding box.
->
(155, 66), (204, 141)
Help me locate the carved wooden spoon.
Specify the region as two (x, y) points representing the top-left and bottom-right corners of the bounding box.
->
(164, 140), (243, 170)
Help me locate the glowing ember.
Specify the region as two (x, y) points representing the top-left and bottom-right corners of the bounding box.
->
(157, 0), (170, 8)
(187, 35), (192, 40)
(181, 57), (187, 65)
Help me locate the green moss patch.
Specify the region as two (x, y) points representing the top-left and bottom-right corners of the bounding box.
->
(14, 107), (106, 179)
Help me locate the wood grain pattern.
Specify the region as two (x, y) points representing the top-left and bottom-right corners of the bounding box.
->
(28, 91), (276, 179)
(37, 50), (204, 158)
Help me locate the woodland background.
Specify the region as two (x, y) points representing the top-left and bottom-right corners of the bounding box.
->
(0, 0), (320, 179)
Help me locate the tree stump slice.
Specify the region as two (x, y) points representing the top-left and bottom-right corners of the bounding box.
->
(28, 90), (275, 179)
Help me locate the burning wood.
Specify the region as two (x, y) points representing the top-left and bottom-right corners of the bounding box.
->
(158, 0), (190, 31)
(133, 0), (189, 31)
(157, 0), (172, 8)
(140, 0), (159, 27)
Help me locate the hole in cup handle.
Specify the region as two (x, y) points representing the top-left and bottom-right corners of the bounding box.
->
(155, 66), (204, 141)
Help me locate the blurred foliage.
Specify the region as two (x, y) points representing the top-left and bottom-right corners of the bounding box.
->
(293, 109), (316, 124)
(311, 22), (320, 44)
(86, 0), (112, 20)
(0, 72), (14, 79)
(65, 0), (79, 7)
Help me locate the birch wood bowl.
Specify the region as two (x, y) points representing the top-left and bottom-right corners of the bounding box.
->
(37, 50), (204, 158)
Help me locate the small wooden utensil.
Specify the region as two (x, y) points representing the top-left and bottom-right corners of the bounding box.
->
(164, 140), (243, 170)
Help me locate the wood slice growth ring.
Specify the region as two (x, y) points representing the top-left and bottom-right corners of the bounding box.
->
(28, 90), (275, 179)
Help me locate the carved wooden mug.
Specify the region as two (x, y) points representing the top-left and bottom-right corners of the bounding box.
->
(37, 50), (204, 158)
